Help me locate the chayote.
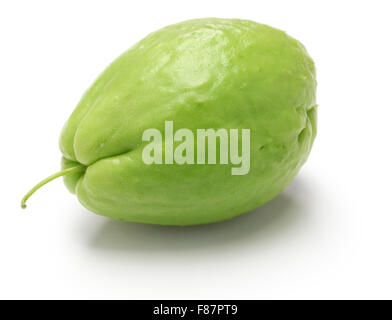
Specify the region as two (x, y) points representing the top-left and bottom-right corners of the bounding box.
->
(22, 18), (317, 226)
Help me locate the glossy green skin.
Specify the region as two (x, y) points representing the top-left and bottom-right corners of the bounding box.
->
(60, 18), (317, 226)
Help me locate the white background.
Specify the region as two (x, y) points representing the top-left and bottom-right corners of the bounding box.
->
(1, 0), (391, 299)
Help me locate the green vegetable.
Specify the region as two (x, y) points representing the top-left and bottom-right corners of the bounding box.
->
(22, 18), (317, 226)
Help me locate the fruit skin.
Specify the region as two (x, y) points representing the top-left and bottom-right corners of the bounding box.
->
(59, 18), (317, 226)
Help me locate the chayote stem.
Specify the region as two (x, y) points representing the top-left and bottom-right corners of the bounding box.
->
(21, 166), (85, 209)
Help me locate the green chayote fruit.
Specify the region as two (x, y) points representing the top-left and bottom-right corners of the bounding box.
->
(22, 18), (317, 226)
